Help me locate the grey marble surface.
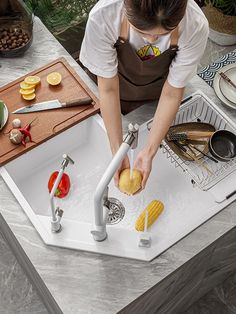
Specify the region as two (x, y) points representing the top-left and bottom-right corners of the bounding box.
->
(198, 39), (236, 69)
(0, 17), (236, 314)
(0, 230), (48, 314)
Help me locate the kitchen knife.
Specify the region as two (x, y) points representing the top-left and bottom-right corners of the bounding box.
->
(12, 97), (93, 114)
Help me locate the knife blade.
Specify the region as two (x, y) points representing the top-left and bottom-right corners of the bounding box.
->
(12, 97), (93, 114)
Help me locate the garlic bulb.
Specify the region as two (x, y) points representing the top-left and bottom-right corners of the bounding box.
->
(9, 129), (23, 144)
(12, 118), (21, 128)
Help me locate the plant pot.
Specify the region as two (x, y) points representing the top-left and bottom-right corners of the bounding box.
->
(0, 0), (33, 57)
(0, 18), (33, 57)
(202, 5), (236, 45)
(208, 28), (236, 46)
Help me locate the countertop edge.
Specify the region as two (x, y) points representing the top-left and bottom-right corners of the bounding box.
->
(0, 212), (62, 314)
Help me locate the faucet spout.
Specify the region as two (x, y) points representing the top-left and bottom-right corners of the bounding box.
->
(92, 123), (139, 241)
(50, 154), (74, 233)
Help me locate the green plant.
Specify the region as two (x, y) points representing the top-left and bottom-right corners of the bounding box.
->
(23, 0), (97, 35)
(205, 0), (236, 16)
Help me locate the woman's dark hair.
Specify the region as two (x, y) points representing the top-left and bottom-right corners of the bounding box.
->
(124, 0), (188, 31)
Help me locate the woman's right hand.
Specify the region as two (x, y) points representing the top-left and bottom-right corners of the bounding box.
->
(114, 155), (130, 187)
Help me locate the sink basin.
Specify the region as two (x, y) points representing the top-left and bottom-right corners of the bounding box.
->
(1, 98), (236, 261)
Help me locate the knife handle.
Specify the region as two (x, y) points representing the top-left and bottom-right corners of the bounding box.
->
(62, 97), (92, 107)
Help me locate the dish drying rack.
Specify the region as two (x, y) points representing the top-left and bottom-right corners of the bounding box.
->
(147, 90), (236, 191)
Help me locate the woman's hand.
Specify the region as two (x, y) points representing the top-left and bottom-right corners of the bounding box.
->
(134, 149), (153, 190)
(114, 155), (130, 187)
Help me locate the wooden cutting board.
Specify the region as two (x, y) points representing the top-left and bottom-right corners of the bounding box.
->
(0, 57), (100, 166)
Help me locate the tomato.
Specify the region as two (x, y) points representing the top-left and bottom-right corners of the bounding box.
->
(48, 171), (71, 198)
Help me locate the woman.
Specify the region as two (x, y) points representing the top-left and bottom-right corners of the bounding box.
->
(80, 0), (209, 190)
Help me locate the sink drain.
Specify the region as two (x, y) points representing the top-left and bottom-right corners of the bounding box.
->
(104, 197), (125, 225)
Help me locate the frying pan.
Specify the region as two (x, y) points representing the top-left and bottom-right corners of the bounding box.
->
(209, 130), (236, 162)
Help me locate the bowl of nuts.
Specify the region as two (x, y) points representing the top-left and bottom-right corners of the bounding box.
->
(0, 19), (33, 57)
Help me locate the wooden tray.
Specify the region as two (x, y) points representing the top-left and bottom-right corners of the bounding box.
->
(0, 57), (100, 166)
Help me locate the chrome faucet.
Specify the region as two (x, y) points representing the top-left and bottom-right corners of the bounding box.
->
(91, 123), (139, 241)
(50, 154), (74, 233)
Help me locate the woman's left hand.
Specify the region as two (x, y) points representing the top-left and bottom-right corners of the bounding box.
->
(134, 149), (153, 190)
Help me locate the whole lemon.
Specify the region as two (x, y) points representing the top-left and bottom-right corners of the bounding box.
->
(119, 168), (142, 195)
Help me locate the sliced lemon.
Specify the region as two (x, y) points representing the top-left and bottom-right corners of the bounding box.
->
(22, 93), (36, 101)
(24, 75), (41, 85)
(19, 88), (35, 95)
(47, 72), (62, 86)
(20, 82), (36, 90)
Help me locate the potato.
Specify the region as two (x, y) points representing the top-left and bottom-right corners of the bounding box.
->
(119, 168), (142, 195)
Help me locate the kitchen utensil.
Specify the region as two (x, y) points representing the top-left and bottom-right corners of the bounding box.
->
(187, 143), (218, 163)
(184, 139), (208, 145)
(12, 97), (93, 114)
(175, 141), (213, 175)
(167, 130), (214, 141)
(219, 69), (236, 104)
(209, 130), (236, 162)
(0, 102), (9, 130)
(213, 64), (236, 110)
(219, 71), (236, 90)
(187, 144), (213, 175)
(165, 122), (216, 161)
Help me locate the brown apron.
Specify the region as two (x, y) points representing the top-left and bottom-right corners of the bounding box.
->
(86, 16), (179, 114)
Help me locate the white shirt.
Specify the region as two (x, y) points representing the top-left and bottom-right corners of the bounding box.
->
(80, 0), (209, 88)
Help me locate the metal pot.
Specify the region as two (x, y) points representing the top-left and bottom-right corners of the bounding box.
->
(209, 130), (236, 162)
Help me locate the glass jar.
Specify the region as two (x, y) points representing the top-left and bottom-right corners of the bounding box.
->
(0, 0), (33, 57)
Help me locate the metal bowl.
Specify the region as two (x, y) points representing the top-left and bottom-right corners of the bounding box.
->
(209, 130), (236, 162)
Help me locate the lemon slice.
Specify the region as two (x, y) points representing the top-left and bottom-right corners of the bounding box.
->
(24, 76), (41, 85)
(19, 88), (35, 95)
(47, 72), (62, 86)
(20, 82), (36, 90)
(22, 93), (36, 101)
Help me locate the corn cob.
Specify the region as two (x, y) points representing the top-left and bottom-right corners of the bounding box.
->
(135, 200), (164, 231)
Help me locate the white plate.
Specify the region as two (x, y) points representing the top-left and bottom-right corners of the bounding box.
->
(213, 63), (236, 110)
(0, 102), (9, 130)
(219, 67), (236, 104)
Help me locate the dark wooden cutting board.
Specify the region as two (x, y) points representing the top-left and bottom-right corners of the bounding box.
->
(0, 57), (100, 166)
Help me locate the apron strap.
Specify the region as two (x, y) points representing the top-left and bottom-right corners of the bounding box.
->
(120, 15), (129, 41)
(170, 27), (179, 48)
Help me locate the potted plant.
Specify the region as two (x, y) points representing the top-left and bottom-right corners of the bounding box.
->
(202, 0), (236, 45)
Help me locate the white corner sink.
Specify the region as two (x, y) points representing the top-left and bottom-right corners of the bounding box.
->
(1, 92), (236, 261)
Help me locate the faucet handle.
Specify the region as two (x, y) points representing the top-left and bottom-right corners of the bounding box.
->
(128, 123), (139, 133)
(126, 123), (139, 149)
(62, 154), (74, 164)
(61, 154), (75, 169)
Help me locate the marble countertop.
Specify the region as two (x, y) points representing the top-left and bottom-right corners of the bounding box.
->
(0, 18), (236, 314)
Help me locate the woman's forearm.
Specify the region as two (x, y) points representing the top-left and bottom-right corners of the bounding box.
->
(97, 75), (123, 155)
(145, 81), (184, 158)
